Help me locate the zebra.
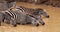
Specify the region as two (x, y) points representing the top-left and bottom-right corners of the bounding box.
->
(15, 6), (50, 25)
(0, 8), (39, 27)
(9, 8), (39, 26)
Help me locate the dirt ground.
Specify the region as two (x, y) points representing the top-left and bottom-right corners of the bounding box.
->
(0, 2), (60, 32)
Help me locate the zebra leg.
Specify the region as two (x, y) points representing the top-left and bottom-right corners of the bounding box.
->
(31, 17), (39, 26)
(38, 16), (45, 25)
(27, 15), (39, 26)
(0, 13), (4, 26)
(30, 15), (45, 25)
(10, 18), (17, 27)
(0, 19), (5, 26)
(4, 15), (11, 24)
(35, 15), (45, 25)
(0, 21), (1, 26)
(4, 19), (10, 24)
(32, 20), (39, 27)
(39, 18), (45, 25)
(12, 21), (17, 27)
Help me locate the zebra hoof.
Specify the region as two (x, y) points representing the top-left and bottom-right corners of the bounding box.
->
(42, 23), (45, 25)
(17, 23), (20, 25)
(13, 25), (17, 27)
(46, 15), (50, 18)
(36, 24), (39, 27)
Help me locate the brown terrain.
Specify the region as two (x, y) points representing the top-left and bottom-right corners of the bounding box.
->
(0, 2), (60, 32)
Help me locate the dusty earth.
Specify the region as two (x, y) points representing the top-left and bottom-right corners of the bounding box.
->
(0, 2), (60, 32)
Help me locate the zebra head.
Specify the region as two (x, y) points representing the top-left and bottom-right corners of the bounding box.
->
(34, 8), (50, 18)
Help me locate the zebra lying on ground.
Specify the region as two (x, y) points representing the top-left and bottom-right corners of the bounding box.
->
(0, 8), (39, 27)
(15, 6), (50, 25)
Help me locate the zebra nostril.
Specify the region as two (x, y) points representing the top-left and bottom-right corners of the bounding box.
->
(46, 15), (50, 18)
